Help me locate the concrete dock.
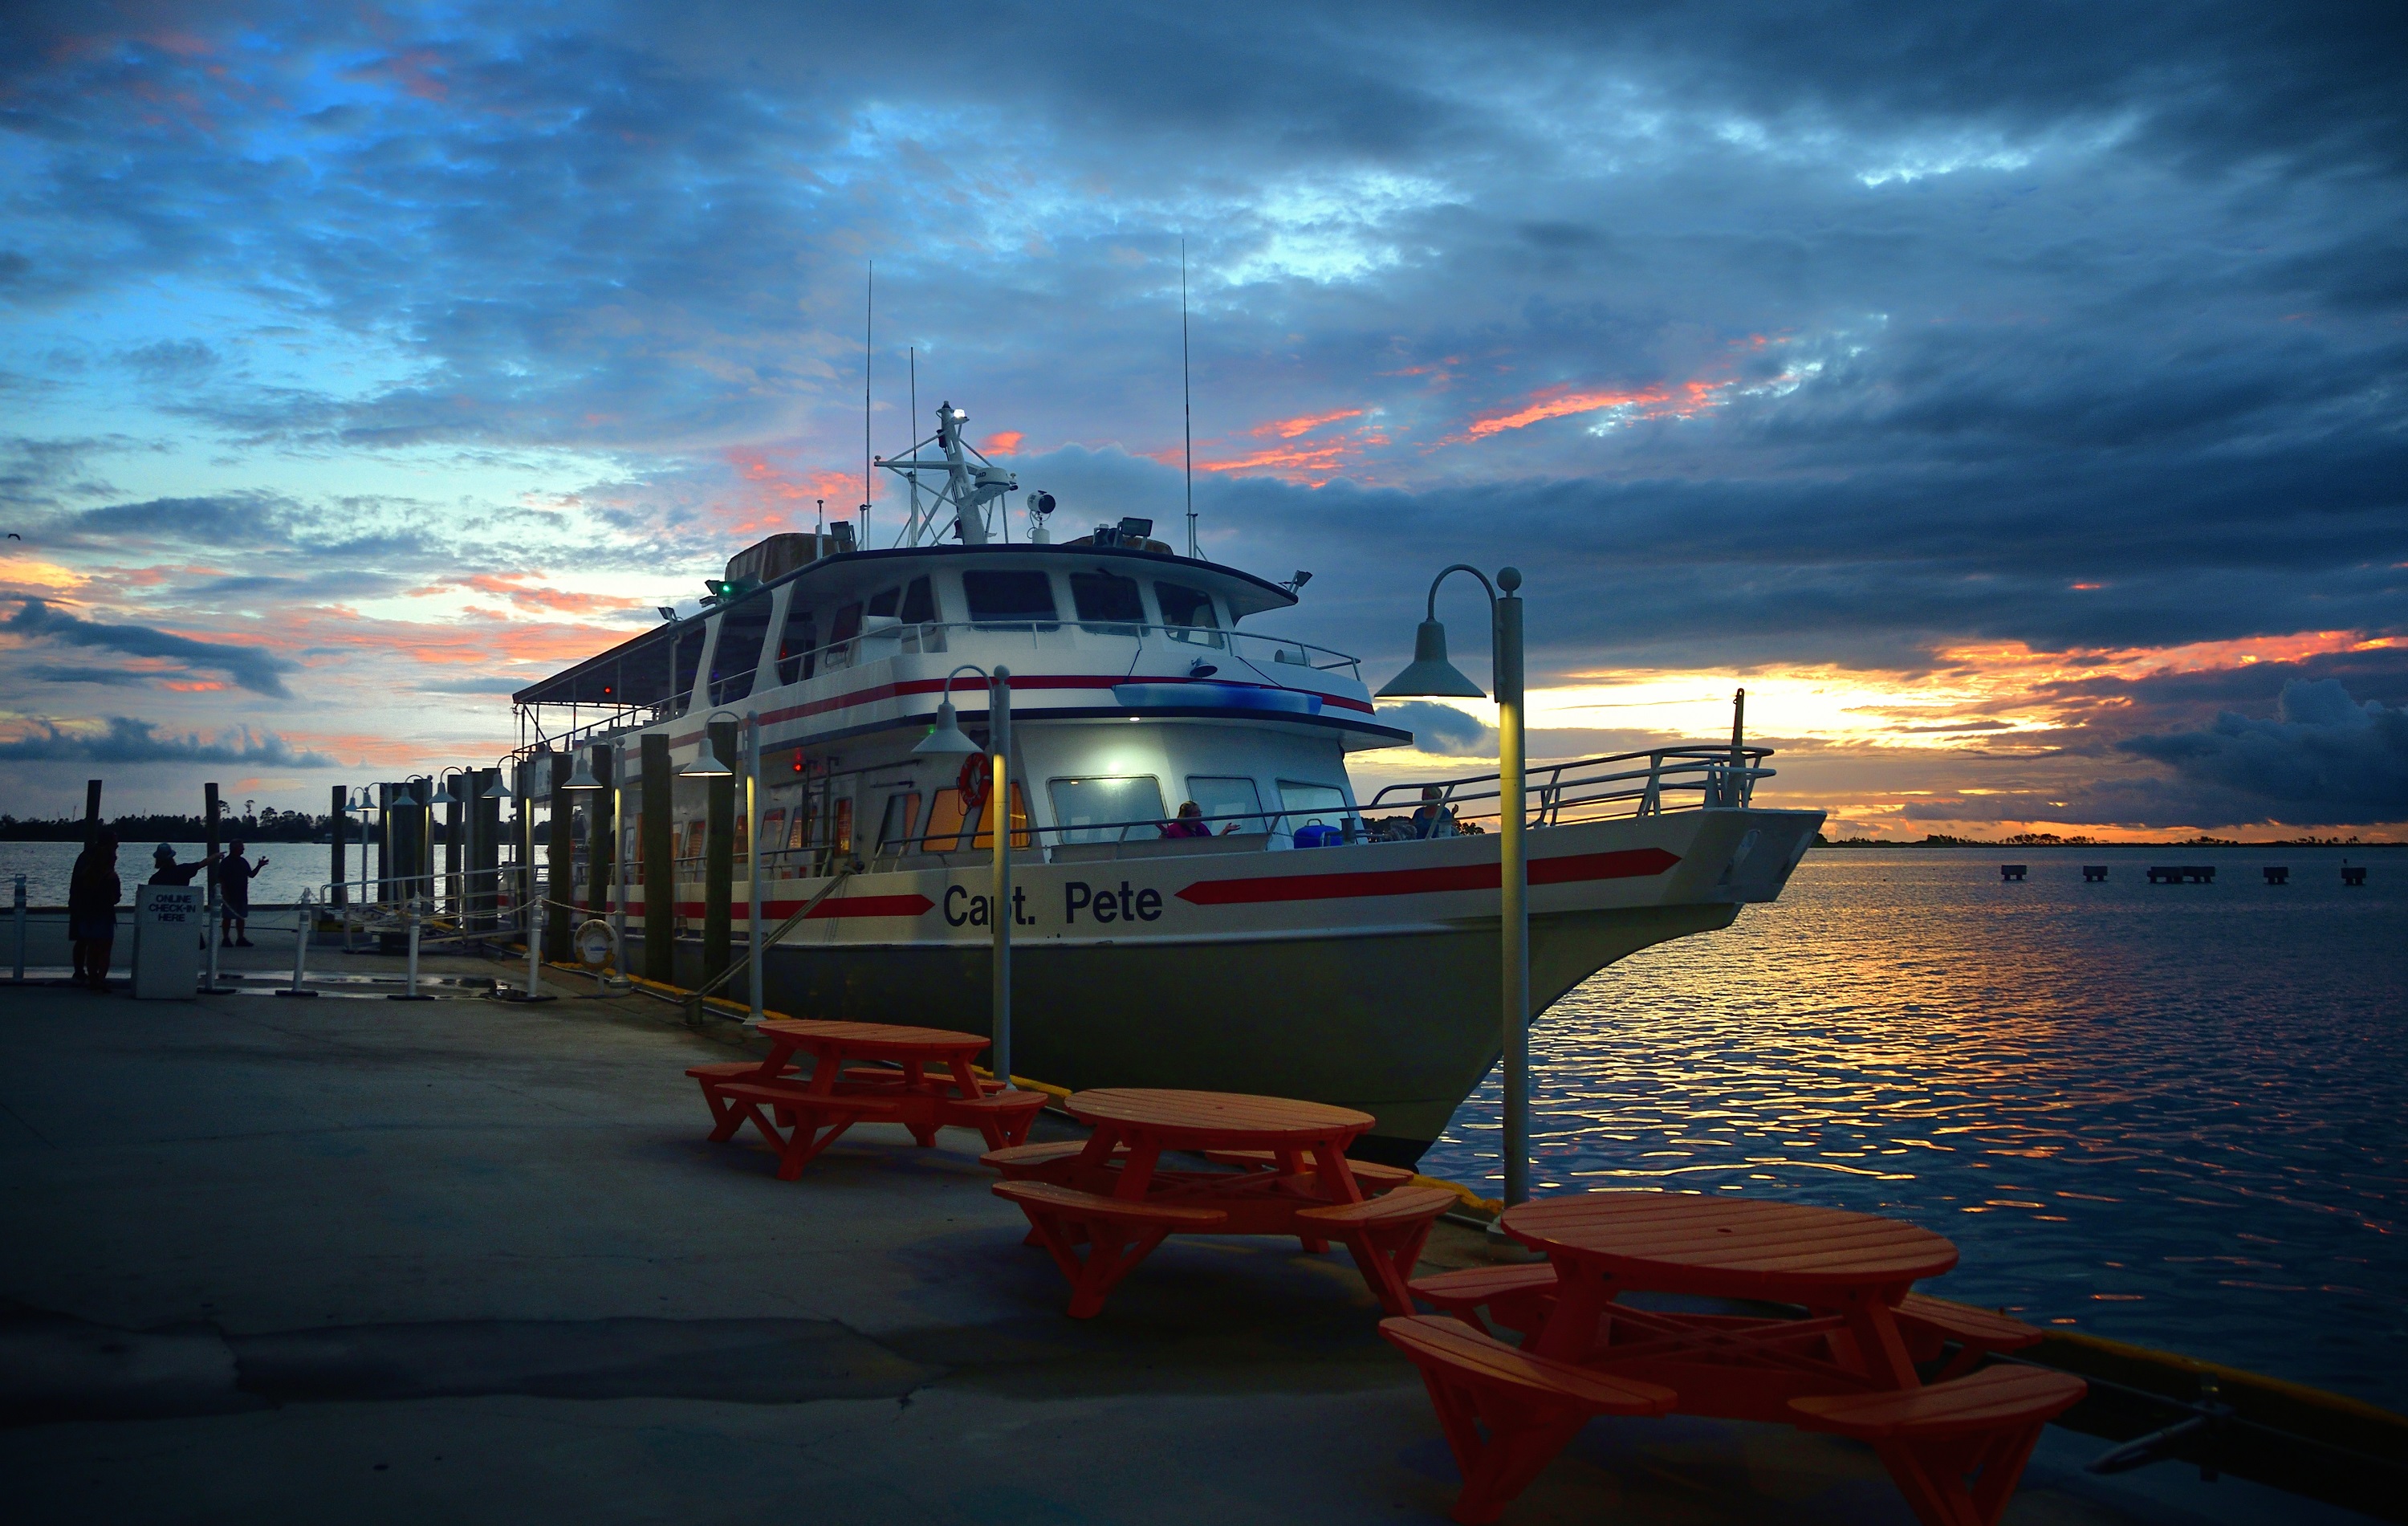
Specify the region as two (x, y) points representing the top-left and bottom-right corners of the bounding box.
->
(0, 934), (2359, 1524)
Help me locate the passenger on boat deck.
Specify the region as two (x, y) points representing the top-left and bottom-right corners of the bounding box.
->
(1412, 786), (1458, 839)
(1164, 801), (1212, 839)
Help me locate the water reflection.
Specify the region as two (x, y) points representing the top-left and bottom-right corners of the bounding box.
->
(1422, 846), (2408, 1410)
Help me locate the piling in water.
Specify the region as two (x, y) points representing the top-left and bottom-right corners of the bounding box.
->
(2082, 865), (2109, 882)
(2000, 864), (2028, 881)
(2147, 865), (2215, 884)
(2264, 866), (2289, 885)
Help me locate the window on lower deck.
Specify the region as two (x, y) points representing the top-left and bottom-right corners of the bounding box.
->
(877, 791), (921, 850)
(1047, 775), (1167, 843)
(1277, 781), (1358, 841)
(1185, 775), (1265, 835)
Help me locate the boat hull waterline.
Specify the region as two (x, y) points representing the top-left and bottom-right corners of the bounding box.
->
(611, 806), (1821, 1165)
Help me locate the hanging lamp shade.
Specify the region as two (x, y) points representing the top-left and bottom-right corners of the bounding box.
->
(680, 734), (734, 777)
(912, 695), (984, 756)
(481, 773), (512, 801)
(1377, 617), (1486, 698)
(560, 752), (604, 791)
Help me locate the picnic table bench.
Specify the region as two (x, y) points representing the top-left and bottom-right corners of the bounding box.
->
(689, 1020), (1043, 1178)
(1384, 1191), (2082, 1526)
(985, 1089), (1454, 1319)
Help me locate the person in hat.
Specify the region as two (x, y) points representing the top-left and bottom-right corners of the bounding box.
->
(148, 843), (217, 886)
(67, 829), (121, 991)
(1410, 785), (1458, 840)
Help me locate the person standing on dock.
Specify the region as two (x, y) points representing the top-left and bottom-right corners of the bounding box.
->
(148, 843), (218, 886)
(68, 829), (121, 991)
(218, 840), (266, 947)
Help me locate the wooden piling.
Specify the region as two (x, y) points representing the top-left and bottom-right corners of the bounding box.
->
(330, 784), (348, 909)
(205, 781), (221, 909)
(547, 753), (573, 954)
(469, 768), (499, 931)
(83, 779), (103, 845)
(641, 734), (673, 982)
(586, 746), (614, 929)
(703, 717), (737, 989)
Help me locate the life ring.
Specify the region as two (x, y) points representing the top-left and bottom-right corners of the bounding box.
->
(957, 754), (991, 812)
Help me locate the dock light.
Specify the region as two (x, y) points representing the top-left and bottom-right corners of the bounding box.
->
(912, 694), (983, 757)
(560, 751), (604, 791)
(1379, 564), (1531, 1209)
(680, 734), (734, 778)
(481, 774), (512, 801)
(657, 607), (676, 621)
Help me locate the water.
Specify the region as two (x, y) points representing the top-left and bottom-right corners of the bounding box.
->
(0, 840), (380, 908)
(1422, 844), (2408, 1411)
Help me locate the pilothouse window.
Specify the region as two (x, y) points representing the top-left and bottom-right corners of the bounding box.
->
(1070, 572), (1144, 635)
(962, 570), (1058, 629)
(708, 592), (774, 706)
(775, 606), (818, 684)
(1156, 580), (1223, 648)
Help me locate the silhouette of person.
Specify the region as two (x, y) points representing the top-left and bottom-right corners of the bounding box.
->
(1163, 800), (1211, 839)
(68, 830), (121, 991)
(148, 843), (218, 885)
(218, 840), (267, 946)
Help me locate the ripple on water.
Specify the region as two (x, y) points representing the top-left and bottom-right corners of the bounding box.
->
(1420, 845), (2408, 1412)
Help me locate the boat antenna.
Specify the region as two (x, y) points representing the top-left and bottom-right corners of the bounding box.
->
(1182, 238), (1196, 560)
(862, 262), (872, 547)
(909, 344), (925, 546)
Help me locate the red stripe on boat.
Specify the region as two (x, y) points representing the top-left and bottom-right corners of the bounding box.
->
(659, 894), (934, 919)
(1173, 848), (1681, 906)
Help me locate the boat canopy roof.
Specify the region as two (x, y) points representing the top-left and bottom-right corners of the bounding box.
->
(510, 541), (1301, 708)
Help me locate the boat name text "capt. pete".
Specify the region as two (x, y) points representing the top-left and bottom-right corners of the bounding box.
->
(940, 881), (1165, 927)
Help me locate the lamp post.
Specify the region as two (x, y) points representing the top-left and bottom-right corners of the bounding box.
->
(1377, 564), (1530, 1207)
(913, 664), (1015, 1087)
(678, 710), (761, 1022)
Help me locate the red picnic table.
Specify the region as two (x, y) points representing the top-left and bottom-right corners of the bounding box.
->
(1385, 1192), (2086, 1526)
(986, 1088), (1457, 1318)
(688, 1019), (1043, 1178)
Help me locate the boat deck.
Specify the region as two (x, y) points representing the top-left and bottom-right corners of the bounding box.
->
(0, 938), (2358, 1524)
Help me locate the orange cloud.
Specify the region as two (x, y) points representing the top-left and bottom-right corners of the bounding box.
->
(454, 572), (646, 617)
(1463, 378), (1736, 439)
(1259, 408), (1364, 440)
(986, 430), (1024, 455)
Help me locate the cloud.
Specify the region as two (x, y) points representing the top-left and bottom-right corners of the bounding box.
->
(1377, 700), (1497, 758)
(2117, 679), (2408, 823)
(0, 716), (339, 767)
(6, 597), (299, 697)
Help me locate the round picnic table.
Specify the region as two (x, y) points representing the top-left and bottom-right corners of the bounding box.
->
(756, 1018), (992, 1096)
(1504, 1191), (1959, 1394)
(1064, 1088), (1377, 1209)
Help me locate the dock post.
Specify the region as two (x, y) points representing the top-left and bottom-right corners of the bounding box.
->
(83, 778), (103, 846)
(702, 717), (737, 993)
(277, 890), (318, 999)
(990, 669), (1013, 1085)
(641, 733), (673, 983)
(329, 784), (348, 912)
(586, 745), (614, 951)
(204, 781), (225, 992)
(547, 755), (573, 958)
(11, 873), (24, 983)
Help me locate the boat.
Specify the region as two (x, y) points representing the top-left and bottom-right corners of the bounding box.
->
(508, 401), (1825, 1163)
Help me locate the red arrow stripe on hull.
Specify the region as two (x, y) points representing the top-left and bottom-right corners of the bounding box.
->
(651, 894), (936, 919)
(1173, 848), (1681, 906)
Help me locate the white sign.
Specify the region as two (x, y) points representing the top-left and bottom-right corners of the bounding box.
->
(132, 884), (204, 1000)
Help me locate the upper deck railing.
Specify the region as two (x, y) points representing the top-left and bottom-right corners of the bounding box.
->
(518, 621), (1364, 760)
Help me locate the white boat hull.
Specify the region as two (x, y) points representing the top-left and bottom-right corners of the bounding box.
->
(616, 805), (1820, 1163)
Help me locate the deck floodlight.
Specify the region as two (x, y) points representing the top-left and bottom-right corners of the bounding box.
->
(913, 695), (983, 757)
(560, 752), (604, 791)
(1377, 617), (1487, 699)
(680, 734), (734, 777)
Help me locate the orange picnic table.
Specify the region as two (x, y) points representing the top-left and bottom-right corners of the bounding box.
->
(986, 1088), (1456, 1317)
(688, 1019), (1043, 1179)
(1385, 1191), (2086, 1526)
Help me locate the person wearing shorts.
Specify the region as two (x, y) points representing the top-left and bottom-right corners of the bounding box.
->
(218, 840), (266, 946)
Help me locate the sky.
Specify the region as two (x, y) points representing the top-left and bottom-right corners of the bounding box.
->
(1, 0), (2402, 838)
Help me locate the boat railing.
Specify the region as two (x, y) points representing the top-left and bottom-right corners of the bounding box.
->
(1362, 744), (1775, 829)
(517, 621), (1369, 762)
